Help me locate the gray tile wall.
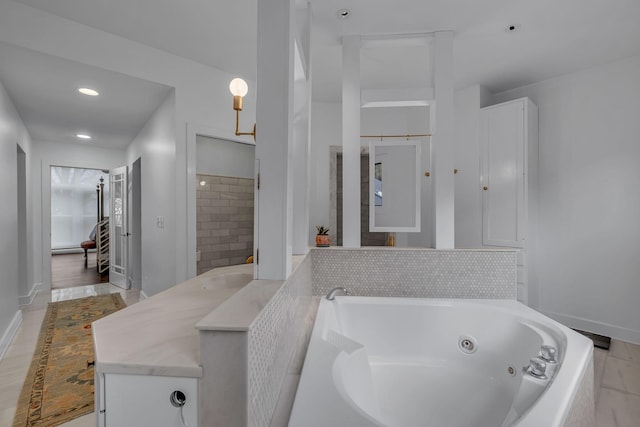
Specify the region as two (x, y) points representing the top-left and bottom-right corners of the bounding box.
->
(335, 153), (388, 247)
(196, 174), (254, 275)
(311, 248), (517, 299)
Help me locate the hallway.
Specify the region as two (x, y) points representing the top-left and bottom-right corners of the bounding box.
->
(0, 285), (140, 426)
(51, 253), (109, 289)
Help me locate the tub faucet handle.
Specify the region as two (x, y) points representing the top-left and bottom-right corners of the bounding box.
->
(527, 357), (547, 380)
(326, 287), (349, 301)
(540, 345), (557, 364)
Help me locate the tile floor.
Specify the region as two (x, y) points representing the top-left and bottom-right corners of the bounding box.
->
(0, 284), (140, 427)
(594, 340), (640, 426)
(2, 288), (640, 426)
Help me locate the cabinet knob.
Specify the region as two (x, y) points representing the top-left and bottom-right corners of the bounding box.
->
(483, 186), (489, 191)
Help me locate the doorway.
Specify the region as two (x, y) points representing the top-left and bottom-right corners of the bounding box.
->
(195, 136), (255, 275)
(50, 166), (110, 289)
(17, 145), (27, 298)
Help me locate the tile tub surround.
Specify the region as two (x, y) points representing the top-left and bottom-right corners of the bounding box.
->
(196, 248), (519, 427)
(311, 247), (518, 299)
(197, 255), (313, 427)
(563, 355), (595, 427)
(196, 174), (254, 275)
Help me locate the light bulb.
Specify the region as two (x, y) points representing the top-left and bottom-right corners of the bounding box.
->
(78, 87), (99, 96)
(229, 78), (248, 97)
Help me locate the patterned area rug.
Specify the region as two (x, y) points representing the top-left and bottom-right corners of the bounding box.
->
(13, 294), (126, 426)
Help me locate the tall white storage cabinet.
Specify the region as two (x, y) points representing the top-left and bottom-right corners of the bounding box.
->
(480, 97), (538, 305)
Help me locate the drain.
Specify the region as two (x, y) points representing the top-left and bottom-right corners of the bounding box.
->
(458, 336), (477, 354)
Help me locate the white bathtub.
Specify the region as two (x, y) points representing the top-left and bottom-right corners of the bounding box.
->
(289, 297), (593, 427)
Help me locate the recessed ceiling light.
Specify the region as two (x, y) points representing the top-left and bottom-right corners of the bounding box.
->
(78, 87), (99, 96)
(76, 133), (92, 140)
(336, 9), (351, 19)
(505, 24), (521, 33)
(199, 180), (207, 186)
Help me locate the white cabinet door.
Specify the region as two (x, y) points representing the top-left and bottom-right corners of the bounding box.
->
(103, 374), (197, 427)
(481, 99), (526, 247)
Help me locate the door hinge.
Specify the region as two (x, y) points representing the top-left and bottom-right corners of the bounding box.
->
(257, 173), (260, 190)
(256, 248), (259, 264)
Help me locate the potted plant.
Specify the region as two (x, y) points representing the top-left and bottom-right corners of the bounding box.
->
(315, 226), (331, 247)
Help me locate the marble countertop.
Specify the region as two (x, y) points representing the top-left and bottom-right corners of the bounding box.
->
(196, 254), (306, 331)
(93, 264), (254, 378)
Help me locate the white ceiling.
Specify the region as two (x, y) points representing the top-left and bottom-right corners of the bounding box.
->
(3, 0), (640, 146)
(0, 42), (172, 149)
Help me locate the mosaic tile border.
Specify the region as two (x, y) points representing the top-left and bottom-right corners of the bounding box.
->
(311, 248), (517, 299)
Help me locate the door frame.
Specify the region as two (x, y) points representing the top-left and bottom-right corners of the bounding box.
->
(185, 123), (255, 279)
(42, 159), (133, 291)
(109, 165), (129, 289)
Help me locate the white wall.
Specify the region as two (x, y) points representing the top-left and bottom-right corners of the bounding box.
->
(0, 79), (31, 355)
(196, 136), (255, 179)
(32, 140), (126, 290)
(126, 91), (176, 296)
(490, 55), (640, 343)
(0, 1), (254, 286)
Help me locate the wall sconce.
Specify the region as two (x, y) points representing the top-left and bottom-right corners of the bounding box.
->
(229, 78), (256, 141)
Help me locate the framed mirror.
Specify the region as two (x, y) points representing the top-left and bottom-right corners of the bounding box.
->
(369, 140), (421, 232)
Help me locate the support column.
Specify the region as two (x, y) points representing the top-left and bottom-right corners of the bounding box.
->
(292, 4), (312, 255)
(342, 35), (361, 248)
(255, 0), (295, 279)
(431, 31), (455, 248)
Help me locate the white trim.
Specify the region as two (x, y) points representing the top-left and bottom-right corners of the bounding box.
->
(542, 310), (640, 346)
(42, 160), (119, 292)
(361, 88), (434, 108)
(0, 311), (23, 362)
(19, 282), (44, 306)
(368, 140), (422, 233)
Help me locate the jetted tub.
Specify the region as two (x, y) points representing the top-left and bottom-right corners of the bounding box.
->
(289, 297), (593, 427)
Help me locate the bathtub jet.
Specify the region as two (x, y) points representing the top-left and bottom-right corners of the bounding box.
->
(289, 297), (593, 427)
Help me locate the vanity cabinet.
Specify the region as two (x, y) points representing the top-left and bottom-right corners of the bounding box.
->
(480, 97), (538, 303)
(96, 372), (197, 427)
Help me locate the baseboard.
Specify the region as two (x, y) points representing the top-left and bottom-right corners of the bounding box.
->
(19, 282), (44, 306)
(542, 310), (640, 346)
(139, 291), (149, 300)
(0, 311), (23, 362)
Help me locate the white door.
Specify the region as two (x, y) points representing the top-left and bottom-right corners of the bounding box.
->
(110, 166), (129, 289)
(480, 99), (525, 247)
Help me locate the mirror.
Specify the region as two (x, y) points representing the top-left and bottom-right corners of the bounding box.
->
(369, 140), (421, 232)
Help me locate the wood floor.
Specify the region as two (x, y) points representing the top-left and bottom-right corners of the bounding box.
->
(51, 252), (109, 289)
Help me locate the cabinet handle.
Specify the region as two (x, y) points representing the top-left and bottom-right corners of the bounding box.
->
(483, 186), (488, 191)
